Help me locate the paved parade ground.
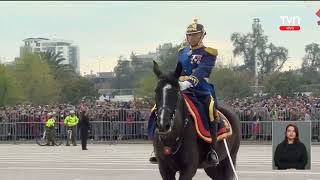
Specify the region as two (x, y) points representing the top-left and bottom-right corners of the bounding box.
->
(0, 144), (319, 180)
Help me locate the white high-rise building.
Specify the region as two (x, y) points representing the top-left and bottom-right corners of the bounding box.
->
(20, 38), (80, 74)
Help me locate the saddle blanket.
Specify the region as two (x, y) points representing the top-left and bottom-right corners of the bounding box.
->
(147, 94), (232, 143)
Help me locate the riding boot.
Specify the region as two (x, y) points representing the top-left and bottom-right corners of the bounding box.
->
(149, 149), (158, 164)
(207, 120), (219, 166)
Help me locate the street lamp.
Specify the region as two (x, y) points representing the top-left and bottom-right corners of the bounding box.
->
(98, 56), (102, 77)
(252, 18), (261, 94)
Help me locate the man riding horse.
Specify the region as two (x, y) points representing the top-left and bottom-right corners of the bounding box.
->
(150, 18), (220, 166)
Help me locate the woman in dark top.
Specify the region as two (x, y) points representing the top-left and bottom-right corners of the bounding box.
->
(274, 123), (308, 170)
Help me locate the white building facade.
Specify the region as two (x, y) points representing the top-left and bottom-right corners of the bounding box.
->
(20, 38), (80, 74)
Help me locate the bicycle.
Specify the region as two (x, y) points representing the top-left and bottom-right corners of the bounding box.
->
(66, 126), (77, 146)
(36, 126), (63, 146)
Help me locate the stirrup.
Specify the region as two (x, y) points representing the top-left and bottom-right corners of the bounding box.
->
(149, 156), (158, 164)
(207, 149), (219, 166)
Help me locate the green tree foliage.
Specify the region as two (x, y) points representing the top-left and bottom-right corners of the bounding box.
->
(0, 65), (25, 106)
(14, 52), (59, 104)
(130, 52), (153, 84)
(264, 71), (302, 97)
(257, 43), (288, 76)
(301, 43), (320, 73)
(39, 51), (74, 79)
(0, 51), (97, 106)
(112, 43), (181, 90)
(158, 44), (180, 73)
(210, 66), (253, 99)
(60, 75), (97, 104)
(231, 22), (288, 78)
(113, 56), (134, 89)
(135, 73), (157, 104)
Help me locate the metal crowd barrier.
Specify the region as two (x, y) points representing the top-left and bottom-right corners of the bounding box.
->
(234, 107), (320, 122)
(1, 120), (320, 144)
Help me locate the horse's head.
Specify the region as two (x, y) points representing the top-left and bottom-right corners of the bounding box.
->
(153, 61), (183, 134)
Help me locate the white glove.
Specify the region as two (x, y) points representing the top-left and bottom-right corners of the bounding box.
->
(179, 81), (193, 91)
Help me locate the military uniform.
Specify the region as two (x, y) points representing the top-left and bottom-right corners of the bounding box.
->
(178, 46), (218, 98)
(179, 19), (220, 166)
(64, 113), (79, 146)
(45, 117), (55, 146)
(149, 18), (220, 166)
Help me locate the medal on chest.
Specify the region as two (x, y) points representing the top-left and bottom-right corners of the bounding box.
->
(190, 54), (203, 64)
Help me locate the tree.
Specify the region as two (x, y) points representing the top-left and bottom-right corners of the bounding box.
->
(130, 52), (153, 84)
(0, 65), (8, 106)
(301, 43), (320, 72)
(135, 73), (157, 104)
(210, 67), (253, 99)
(60, 76), (97, 104)
(14, 52), (59, 104)
(113, 56), (134, 89)
(231, 33), (254, 72)
(231, 20), (288, 78)
(264, 71), (302, 97)
(0, 65), (25, 106)
(159, 44), (181, 72)
(39, 51), (74, 80)
(257, 43), (288, 75)
(0, 51), (98, 105)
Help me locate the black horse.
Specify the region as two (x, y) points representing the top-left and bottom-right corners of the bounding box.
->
(152, 61), (241, 180)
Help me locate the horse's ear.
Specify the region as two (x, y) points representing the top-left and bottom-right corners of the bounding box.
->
(174, 62), (183, 78)
(153, 60), (162, 78)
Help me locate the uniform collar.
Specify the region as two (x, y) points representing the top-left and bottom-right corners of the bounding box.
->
(187, 44), (205, 55)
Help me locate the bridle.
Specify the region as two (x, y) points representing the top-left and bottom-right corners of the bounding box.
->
(155, 88), (189, 156)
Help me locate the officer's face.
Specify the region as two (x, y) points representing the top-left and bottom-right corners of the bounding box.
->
(187, 32), (203, 47)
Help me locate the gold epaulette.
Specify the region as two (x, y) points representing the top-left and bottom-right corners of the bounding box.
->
(178, 46), (185, 52)
(204, 47), (218, 56)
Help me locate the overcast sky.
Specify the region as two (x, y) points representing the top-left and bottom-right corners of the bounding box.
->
(0, 1), (319, 75)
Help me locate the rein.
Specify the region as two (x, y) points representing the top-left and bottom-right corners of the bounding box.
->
(156, 91), (189, 157)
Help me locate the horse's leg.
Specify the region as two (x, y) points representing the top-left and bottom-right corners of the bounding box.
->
(205, 145), (238, 180)
(159, 162), (177, 180)
(178, 167), (197, 180)
(204, 166), (218, 180)
(222, 145), (238, 180)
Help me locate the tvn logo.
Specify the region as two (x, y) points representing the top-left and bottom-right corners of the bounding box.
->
(279, 16), (301, 31)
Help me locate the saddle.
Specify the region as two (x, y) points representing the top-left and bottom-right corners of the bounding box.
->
(183, 94), (232, 143)
(148, 94), (232, 144)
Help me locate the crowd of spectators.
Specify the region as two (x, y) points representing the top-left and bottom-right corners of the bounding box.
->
(0, 100), (149, 123)
(1, 95), (320, 142)
(0, 100), (151, 141)
(225, 95), (320, 122)
(224, 95), (320, 141)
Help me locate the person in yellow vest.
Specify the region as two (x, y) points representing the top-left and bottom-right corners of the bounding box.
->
(64, 110), (79, 146)
(46, 113), (56, 146)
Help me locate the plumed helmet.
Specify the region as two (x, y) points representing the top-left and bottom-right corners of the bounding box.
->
(186, 18), (206, 35)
